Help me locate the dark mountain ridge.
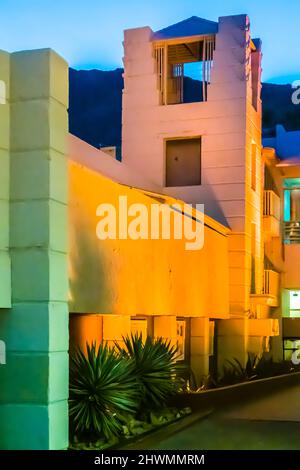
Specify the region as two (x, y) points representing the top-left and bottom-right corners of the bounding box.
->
(69, 68), (300, 150)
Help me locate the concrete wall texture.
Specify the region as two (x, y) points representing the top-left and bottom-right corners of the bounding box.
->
(0, 49), (69, 449)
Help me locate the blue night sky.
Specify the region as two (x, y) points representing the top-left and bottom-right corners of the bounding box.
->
(1, 0), (299, 84)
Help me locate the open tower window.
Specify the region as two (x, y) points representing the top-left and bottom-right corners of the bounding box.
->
(154, 36), (215, 105)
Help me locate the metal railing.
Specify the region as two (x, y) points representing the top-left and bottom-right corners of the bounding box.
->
(263, 269), (280, 297)
(263, 190), (281, 219)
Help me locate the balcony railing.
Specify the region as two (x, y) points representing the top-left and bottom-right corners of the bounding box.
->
(263, 190), (281, 239)
(263, 269), (280, 300)
(263, 190), (281, 219)
(284, 221), (300, 243)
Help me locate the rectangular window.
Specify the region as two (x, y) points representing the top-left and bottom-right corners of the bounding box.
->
(283, 179), (300, 243)
(284, 190), (291, 222)
(283, 338), (300, 361)
(166, 137), (201, 187)
(289, 291), (300, 317)
(283, 179), (300, 222)
(251, 143), (257, 191)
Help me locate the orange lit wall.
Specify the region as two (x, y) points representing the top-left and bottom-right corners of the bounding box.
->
(68, 160), (230, 319)
(69, 314), (103, 354)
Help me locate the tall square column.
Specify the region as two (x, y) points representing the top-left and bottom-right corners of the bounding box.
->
(0, 51), (11, 307)
(0, 49), (69, 449)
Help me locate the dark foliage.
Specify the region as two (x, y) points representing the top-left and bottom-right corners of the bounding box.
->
(69, 342), (138, 440)
(115, 334), (183, 409)
(218, 353), (296, 386)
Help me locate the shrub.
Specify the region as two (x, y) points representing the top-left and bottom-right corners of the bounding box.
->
(218, 353), (296, 386)
(115, 334), (183, 410)
(218, 358), (249, 386)
(255, 355), (295, 378)
(69, 342), (138, 441)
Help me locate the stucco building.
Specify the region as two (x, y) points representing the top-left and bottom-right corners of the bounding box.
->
(0, 13), (299, 449)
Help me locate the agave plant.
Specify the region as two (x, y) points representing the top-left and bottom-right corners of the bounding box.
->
(69, 342), (138, 440)
(115, 334), (182, 410)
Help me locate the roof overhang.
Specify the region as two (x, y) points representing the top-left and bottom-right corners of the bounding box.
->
(152, 33), (216, 47)
(153, 16), (218, 43)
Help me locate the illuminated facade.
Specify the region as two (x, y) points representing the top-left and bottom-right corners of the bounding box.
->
(69, 14), (281, 381)
(0, 14), (299, 450)
(121, 14), (271, 365)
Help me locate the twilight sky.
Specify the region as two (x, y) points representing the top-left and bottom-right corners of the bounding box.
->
(1, 0), (299, 84)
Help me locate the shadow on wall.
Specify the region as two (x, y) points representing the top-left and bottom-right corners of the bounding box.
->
(68, 214), (113, 314)
(198, 178), (228, 228)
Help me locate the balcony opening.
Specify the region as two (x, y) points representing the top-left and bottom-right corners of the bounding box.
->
(154, 36), (215, 105)
(165, 137), (201, 187)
